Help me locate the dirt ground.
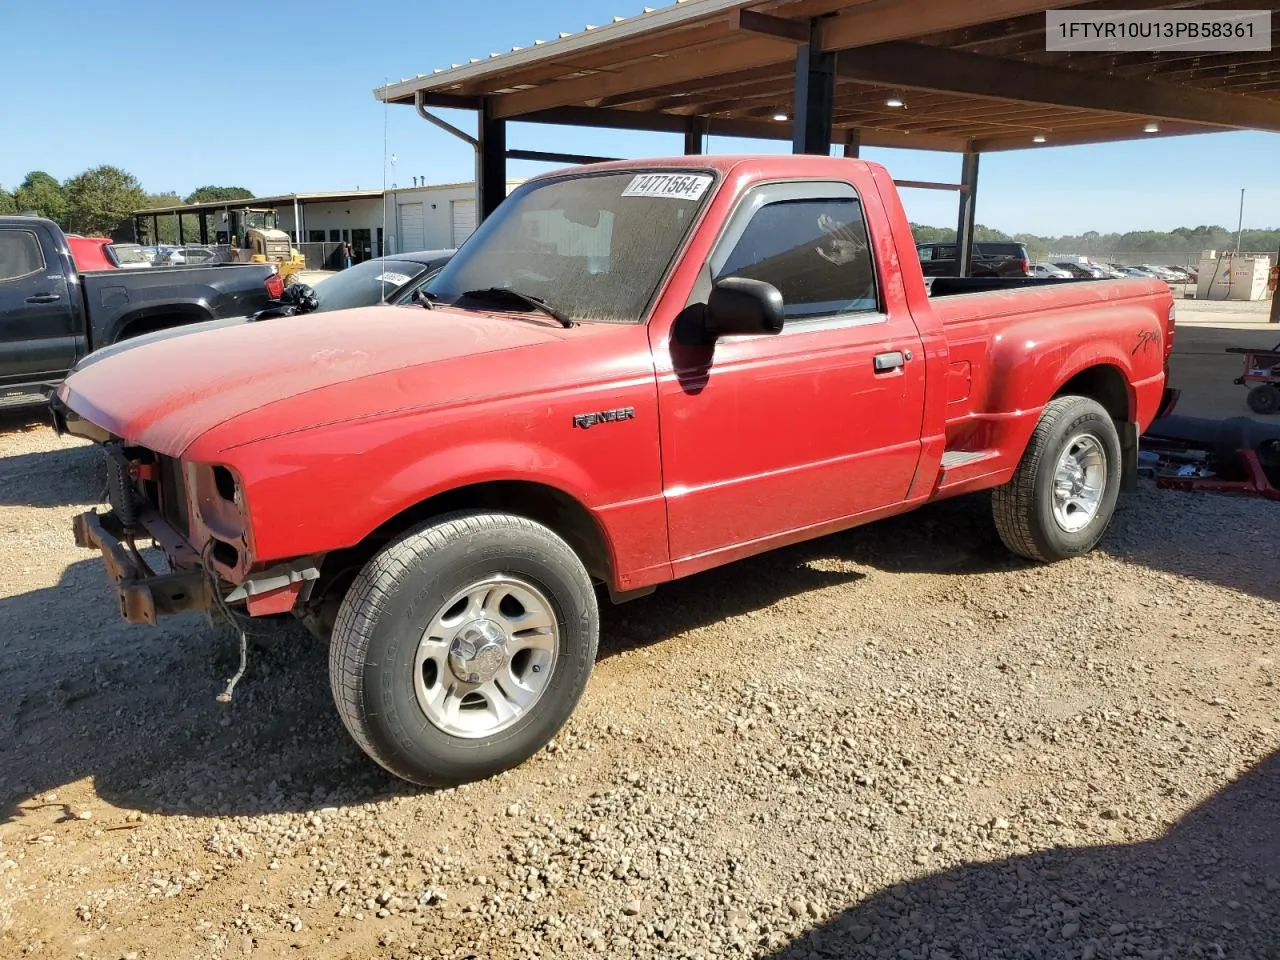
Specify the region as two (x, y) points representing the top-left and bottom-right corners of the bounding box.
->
(1, 317), (1278, 959)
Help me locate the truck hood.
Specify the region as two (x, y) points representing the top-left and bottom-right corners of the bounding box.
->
(71, 315), (250, 372)
(58, 304), (576, 456)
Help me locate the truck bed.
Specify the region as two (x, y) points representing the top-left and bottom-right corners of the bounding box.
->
(924, 275), (1174, 496)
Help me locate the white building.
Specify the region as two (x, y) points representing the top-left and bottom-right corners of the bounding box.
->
(132, 179), (524, 262)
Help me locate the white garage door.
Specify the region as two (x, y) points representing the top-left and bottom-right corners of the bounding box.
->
(398, 202), (425, 252)
(451, 199), (476, 247)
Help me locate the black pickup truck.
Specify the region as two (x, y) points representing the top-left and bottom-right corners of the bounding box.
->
(916, 240), (1031, 278)
(1, 216), (282, 405)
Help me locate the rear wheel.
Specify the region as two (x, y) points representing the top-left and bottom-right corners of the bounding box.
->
(328, 511), (598, 787)
(992, 396), (1122, 563)
(1246, 384), (1280, 415)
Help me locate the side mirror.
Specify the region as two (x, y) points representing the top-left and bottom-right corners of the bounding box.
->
(705, 276), (785, 338)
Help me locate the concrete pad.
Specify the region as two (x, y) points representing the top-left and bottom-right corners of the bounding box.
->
(1167, 298), (1279, 422)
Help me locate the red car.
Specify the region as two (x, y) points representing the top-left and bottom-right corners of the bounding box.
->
(53, 155), (1177, 787)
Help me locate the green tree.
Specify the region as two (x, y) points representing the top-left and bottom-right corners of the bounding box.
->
(1013, 232), (1049, 259)
(909, 222), (955, 244)
(13, 171), (67, 224)
(64, 165), (146, 236)
(0, 187), (16, 215)
(184, 185), (254, 204)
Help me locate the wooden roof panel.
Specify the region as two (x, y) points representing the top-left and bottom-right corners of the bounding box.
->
(379, 0), (1280, 151)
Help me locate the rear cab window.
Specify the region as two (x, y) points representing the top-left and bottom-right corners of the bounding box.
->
(0, 229), (47, 283)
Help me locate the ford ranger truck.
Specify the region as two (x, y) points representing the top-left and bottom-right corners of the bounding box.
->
(51, 155), (1178, 788)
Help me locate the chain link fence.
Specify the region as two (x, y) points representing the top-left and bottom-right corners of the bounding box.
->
(130, 241), (362, 271)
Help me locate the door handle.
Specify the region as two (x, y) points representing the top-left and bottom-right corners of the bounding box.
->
(25, 293), (61, 304)
(874, 350), (905, 372)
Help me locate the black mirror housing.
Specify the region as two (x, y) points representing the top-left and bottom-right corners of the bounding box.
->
(705, 276), (785, 338)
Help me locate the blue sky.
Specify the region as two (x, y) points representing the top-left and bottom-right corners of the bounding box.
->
(3, 0), (1277, 235)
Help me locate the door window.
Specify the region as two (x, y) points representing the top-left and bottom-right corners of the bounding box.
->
(0, 230), (46, 283)
(714, 197), (877, 319)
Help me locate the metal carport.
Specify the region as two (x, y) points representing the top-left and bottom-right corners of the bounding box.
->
(374, 0), (1280, 279)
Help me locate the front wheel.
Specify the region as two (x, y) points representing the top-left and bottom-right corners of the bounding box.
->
(992, 395), (1122, 563)
(329, 511), (598, 787)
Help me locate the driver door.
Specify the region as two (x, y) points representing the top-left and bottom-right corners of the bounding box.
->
(654, 180), (926, 568)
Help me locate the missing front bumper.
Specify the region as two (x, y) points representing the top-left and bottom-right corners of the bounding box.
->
(73, 509), (211, 626)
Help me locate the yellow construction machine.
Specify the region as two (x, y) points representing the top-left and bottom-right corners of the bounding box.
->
(224, 208), (307, 283)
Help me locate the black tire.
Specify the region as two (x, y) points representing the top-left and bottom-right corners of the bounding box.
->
(328, 511), (598, 787)
(1246, 384), (1280, 415)
(992, 395), (1122, 563)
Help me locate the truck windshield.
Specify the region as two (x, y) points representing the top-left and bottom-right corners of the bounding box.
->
(425, 170), (714, 324)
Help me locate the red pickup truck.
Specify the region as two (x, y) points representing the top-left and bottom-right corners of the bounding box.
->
(52, 155), (1177, 787)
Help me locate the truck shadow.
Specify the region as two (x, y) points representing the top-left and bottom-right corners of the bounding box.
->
(0, 403), (52, 433)
(762, 748), (1280, 959)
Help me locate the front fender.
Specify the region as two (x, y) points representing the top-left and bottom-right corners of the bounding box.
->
(226, 410), (668, 589)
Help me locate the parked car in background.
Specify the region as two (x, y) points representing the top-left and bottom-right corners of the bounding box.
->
(68, 248), (456, 373)
(1110, 264), (1158, 278)
(1140, 264), (1182, 282)
(1052, 261), (1109, 280)
(56, 154), (1177, 788)
(111, 243), (154, 269)
(166, 246), (219, 266)
(1028, 262), (1074, 279)
(0, 216), (282, 405)
(917, 240), (1031, 278)
(1159, 265), (1194, 282)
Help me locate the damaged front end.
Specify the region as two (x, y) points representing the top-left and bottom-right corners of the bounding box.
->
(52, 393), (321, 629)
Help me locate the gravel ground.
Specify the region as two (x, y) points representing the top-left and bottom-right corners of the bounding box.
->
(1, 413), (1277, 960)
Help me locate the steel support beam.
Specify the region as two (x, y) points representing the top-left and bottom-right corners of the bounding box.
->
(819, 0), (1097, 52)
(479, 99), (507, 221)
(730, 8), (809, 43)
(1272, 244), (1280, 325)
(896, 179), (966, 191)
(507, 149), (620, 165)
(955, 152), (980, 278)
(792, 23), (834, 155)
(515, 106), (963, 152)
(176, 212), (183, 245)
(835, 42), (1280, 134)
(684, 116), (706, 155)
(198, 212), (208, 245)
(843, 128), (860, 158)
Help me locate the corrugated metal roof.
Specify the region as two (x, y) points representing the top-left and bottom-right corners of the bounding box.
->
(373, 0), (750, 102)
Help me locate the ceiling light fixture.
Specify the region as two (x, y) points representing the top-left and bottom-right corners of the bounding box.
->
(1033, 134), (1047, 143)
(773, 112), (788, 121)
(885, 95), (905, 108)
(1144, 121), (1160, 133)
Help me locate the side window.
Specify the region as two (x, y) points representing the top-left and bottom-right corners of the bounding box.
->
(917, 245), (933, 262)
(0, 229), (46, 283)
(715, 197), (877, 319)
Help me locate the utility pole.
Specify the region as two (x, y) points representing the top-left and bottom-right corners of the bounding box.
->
(1234, 188), (1245, 253)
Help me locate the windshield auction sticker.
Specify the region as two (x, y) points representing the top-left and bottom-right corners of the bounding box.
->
(622, 173), (713, 201)
(374, 272), (412, 285)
